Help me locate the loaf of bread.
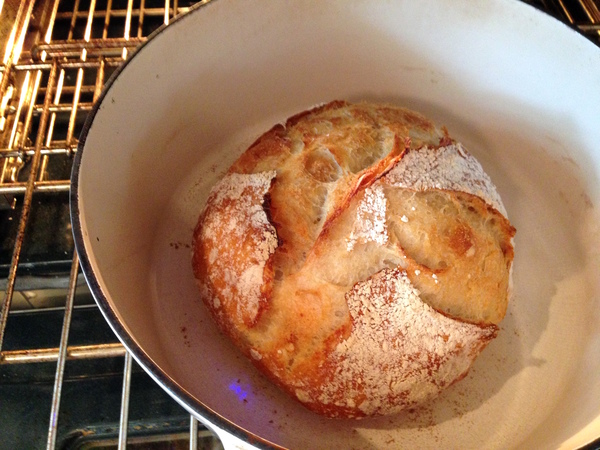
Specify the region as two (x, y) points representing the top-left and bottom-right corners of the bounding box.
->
(192, 101), (515, 418)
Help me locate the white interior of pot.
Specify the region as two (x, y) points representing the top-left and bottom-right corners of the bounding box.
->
(75, 0), (600, 448)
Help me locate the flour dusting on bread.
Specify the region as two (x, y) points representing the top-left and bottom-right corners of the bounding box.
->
(346, 184), (388, 251)
(323, 268), (496, 416)
(385, 143), (507, 217)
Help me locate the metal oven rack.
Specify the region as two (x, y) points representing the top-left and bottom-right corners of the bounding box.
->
(0, 1), (598, 449)
(0, 1), (221, 449)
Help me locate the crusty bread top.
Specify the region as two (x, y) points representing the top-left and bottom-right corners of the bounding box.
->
(206, 100), (514, 323)
(192, 100), (515, 417)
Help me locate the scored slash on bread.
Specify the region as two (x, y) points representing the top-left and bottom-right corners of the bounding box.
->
(192, 101), (515, 418)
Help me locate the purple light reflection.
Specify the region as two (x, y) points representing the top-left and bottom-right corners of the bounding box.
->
(228, 380), (250, 403)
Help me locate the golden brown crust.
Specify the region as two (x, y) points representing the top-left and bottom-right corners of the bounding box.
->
(192, 101), (515, 418)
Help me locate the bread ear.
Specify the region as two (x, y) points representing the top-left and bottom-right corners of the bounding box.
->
(193, 171), (278, 331)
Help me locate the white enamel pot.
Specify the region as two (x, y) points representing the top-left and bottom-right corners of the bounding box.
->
(70, 1), (600, 448)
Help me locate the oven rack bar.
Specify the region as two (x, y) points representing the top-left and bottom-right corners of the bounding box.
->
(30, 38), (146, 60)
(0, 180), (70, 194)
(47, 251), (78, 450)
(1, 342), (126, 364)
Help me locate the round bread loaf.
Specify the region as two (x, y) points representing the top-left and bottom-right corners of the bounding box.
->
(192, 101), (515, 418)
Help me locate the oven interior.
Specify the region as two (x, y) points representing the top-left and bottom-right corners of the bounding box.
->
(0, 0), (599, 449)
